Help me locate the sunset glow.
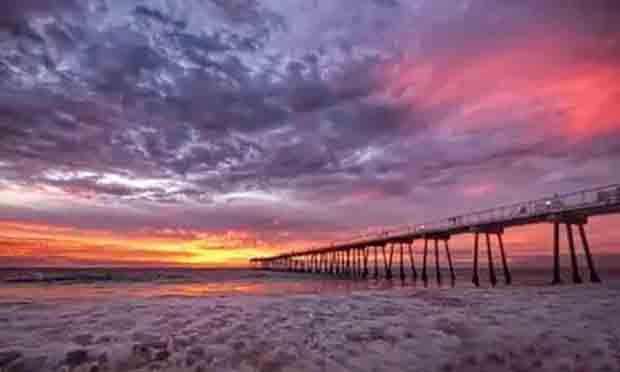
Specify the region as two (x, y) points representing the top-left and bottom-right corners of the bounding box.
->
(383, 35), (620, 139)
(0, 221), (276, 267)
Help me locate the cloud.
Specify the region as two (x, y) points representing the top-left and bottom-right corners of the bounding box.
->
(0, 0), (619, 265)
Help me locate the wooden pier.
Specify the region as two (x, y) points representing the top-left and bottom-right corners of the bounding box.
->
(250, 184), (620, 286)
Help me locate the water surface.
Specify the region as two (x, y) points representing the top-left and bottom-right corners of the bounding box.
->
(1, 267), (618, 302)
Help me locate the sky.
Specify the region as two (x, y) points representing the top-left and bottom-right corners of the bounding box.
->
(1, 0), (619, 267)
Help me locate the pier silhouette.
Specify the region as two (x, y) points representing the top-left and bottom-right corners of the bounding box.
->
(250, 184), (620, 286)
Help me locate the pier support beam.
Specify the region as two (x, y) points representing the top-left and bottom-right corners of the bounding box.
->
(566, 224), (583, 284)
(471, 226), (506, 287)
(444, 239), (456, 286)
(359, 248), (364, 278)
(549, 215), (599, 285)
(357, 248), (363, 278)
(578, 224), (601, 283)
(472, 232), (480, 287)
(497, 233), (512, 285)
(363, 247), (369, 278)
(315, 255), (319, 274)
(399, 243), (406, 282)
(336, 251), (340, 275)
(346, 249), (351, 277)
(353, 248), (361, 278)
(486, 233), (498, 287)
(334, 251), (339, 275)
(408, 241), (417, 281)
(372, 246), (378, 279)
(351, 249), (357, 278)
(552, 222), (561, 284)
(389, 244), (395, 279)
(334, 251), (342, 275)
(434, 239), (442, 286)
(326, 253), (330, 274)
(382, 244), (393, 280)
(356, 248), (362, 278)
(422, 238), (429, 285)
(354, 248), (359, 277)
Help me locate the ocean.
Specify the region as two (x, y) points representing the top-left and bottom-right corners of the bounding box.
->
(2, 267), (620, 371)
(2, 266), (618, 302)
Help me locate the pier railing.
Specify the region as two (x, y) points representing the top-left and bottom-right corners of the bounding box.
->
(301, 183), (620, 253)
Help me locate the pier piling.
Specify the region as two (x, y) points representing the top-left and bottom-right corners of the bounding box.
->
(486, 233), (497, 286)
(374, 246), (379, 279)
(566, 224), (583, 284)
(422, 238), (429, 285)
(408, 242), (418, 281)
(552, 222), (561, 285)
(363, 247), (369, 278)
(578, 224), (601, 283)
(400, 243), (406, 282)
(472, 232), (480, 287)
(444, 239), (456, 286)
(497, 233), (511, 285)
(356, 249), (361, 277)
(382, 244), (393, 280)
(434, 239), (442, 286)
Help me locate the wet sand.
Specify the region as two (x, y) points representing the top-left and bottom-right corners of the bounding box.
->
(1, 282), (619, 372)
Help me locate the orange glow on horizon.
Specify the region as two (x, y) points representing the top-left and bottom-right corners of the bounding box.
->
(2, 215), (619, 268)
(0, 220), (303, 267)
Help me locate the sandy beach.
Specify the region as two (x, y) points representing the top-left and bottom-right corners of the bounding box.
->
(2, 280), (619, 372)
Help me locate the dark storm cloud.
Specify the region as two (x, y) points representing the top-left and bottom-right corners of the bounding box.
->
(2, 0), (400, 192)
(0, 0), (619, 237)
(0, 0), (79, 30)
